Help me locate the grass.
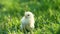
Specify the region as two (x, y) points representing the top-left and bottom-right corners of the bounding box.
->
(0, 0), (60, 34)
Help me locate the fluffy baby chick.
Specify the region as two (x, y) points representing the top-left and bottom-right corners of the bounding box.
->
(20, 11), (35, 34)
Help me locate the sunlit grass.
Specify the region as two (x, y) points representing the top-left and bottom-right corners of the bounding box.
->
(0, 0), (60, 34)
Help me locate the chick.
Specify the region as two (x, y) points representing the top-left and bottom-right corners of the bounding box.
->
(20, 11), (35, 34)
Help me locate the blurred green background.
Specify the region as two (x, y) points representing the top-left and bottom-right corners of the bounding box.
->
(0, 0), (60, 34)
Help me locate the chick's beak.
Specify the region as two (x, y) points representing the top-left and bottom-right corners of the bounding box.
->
(25, 15), (27, 18)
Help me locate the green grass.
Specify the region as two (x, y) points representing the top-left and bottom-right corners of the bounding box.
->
(0, 0), (60, 34)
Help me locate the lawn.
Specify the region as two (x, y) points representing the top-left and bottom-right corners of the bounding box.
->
(0, 0), (60, 34)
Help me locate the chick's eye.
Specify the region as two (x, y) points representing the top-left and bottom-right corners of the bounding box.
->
(27, 14), (29, 16)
